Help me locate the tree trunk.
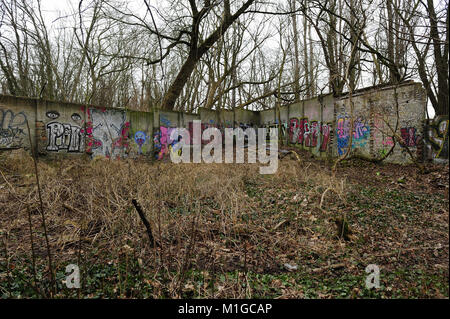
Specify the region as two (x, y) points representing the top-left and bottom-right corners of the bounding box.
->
(160, 0), (255, 110)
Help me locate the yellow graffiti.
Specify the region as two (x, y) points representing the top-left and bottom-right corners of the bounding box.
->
(434, 120), (449, 158)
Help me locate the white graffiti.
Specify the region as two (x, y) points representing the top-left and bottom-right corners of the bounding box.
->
(46, 122), (84, 152)
(89, 108), (130, 158)
(0, 109), (27, 148)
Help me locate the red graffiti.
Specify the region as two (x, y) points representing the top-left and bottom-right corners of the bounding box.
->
(111, 122), (130, 159)
(320, 123), (331, 151)
(400, 127), (419, 147)
(289, 117), (331, 151)
(288, 118), (310, 145)
(301, 119), (310, 146)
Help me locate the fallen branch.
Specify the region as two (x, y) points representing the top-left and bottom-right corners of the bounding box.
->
(132, 199), (160, 248)
(319, 187), (332, 210)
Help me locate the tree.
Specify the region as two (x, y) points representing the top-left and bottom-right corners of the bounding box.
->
(159, 0), (256, 110)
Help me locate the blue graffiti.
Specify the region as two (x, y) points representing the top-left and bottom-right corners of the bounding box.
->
(160, 115), (171, 127)
(134, 131), (148, 154)
(336, 116), (370, 155)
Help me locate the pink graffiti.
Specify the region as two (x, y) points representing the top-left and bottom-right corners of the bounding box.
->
(300, 119), (309, 146)
(336, 117), (350, 139)
(288, 118), (309, 145)
(337, 117), (369, 140)
(400, 127), (419, 147)
(382, 137), (394, 146)
(320, 123), (331, 151)
(289, 118), (331, 151)
(307, 121), (320, 147)
(110, 122), (130, 159)
(84, 107), (94, 153)
(157, 126), (169, 159)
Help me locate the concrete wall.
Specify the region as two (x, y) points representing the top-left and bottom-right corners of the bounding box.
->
(332, 82), (427, 163)
(0, 95), (36, 151)
(258, 82), (433, 164)
(1, 81), (444, 164)
(38, 100), (87, 156)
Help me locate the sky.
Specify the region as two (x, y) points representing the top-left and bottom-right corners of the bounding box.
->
(39, 0), (437, 118)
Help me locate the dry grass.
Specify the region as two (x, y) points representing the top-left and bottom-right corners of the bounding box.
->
(0, 149), (448, 298)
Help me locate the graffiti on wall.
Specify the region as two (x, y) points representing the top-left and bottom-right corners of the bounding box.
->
(46, 122), (84, 152)
(264, 121), (287, 143)
(45, 111), (85, 152)
(154, 115), (183, 159)
(336, 116), (370, 155)
(288, 117), (331, 151)
(86, 108), (130, 159)
(46, 111), (60, 120)
(154, 119), (257, 160)
(71, 113), (82, 121)
(289, 118), (307, 145)
(153, 126), (183, 160)
(187, 121), (224, 145)
(400, 127), (420, 147)
(320, 123), (331, 152)
(153, 130), (163, 159)
(0, 109), (28, 148)
(425, 116), (449, 159)
(160, 115), (172, 127)
(134, 131), (150, 155)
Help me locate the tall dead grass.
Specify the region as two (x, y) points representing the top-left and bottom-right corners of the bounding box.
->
(0, 150), (347, 298)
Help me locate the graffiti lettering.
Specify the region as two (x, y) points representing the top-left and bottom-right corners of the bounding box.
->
(154, 126), (183, 160)
(46, 122), (84, 152)
(0, 109), (27, 148)
(400, 127), (420, 147)
(288, 117), (331, 151)
(87, 108), (130, 159)
(320, 123), (331, 152)
(336, 116), (370, 156)
(425, 116), (449, 159)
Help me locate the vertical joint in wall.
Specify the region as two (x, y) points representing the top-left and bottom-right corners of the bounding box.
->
(331, 99), (337, 158)
(369, 99), (375, 158)
(35, 120), (47, 155)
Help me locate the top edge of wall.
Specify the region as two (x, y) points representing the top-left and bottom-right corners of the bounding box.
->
(154, 107), (199, 117)
(197, 107), (259, 114)
(265, 81), (423, 111)
(0, 93), (155, 114)
(334, 81), (422, 100)
(1, 80), (423, 115)
(286, 92), (335, 107)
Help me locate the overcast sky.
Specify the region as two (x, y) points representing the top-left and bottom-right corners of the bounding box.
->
(39, 0), (438, 117)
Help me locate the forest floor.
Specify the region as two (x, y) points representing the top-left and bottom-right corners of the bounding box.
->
(0, 149), (448, 298)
